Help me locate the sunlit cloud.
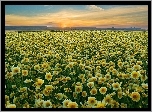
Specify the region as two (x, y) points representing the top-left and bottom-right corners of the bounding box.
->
(86, 5), (104, 11)
(5, 5), (148, 28)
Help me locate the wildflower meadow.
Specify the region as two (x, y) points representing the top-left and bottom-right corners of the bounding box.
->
(5, 30), (148, 108)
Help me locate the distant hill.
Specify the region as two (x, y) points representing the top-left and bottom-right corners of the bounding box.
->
(5, 26), (146, 31)
(5, 26), (47, 31)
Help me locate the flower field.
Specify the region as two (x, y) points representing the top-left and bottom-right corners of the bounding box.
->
(5, 30), (148, 108)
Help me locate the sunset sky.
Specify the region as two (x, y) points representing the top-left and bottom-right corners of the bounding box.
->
(5, 5), (148, 29)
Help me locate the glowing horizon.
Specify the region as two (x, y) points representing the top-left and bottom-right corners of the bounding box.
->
(5, 5), (148, 29)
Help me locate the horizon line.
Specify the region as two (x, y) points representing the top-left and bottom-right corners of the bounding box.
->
(5, 26), (147, 29)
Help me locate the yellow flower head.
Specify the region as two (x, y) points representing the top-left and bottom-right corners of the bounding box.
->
(133, 65), (141, 71)
(92, 77), (97, 81)
(56, 93), (63, 100)
(62, 99), (72, 108)
(141, 83), (148, 89)
(43, 89), (50, 96)
(23, 103), (30, 108)
(82, 91), (87, 97)
(12, 67), (20, 74)
(99, 87), (107, 94)
(19, 87), (27, 92)
(45, 72), (52, 81)
(22, 58), (29, 63)
(36, 79), (44, 88)
(78, 74), (85, 79)
(105, 73), (111, 80)
(22, 70), (28, 76)
(136, 61), (142, 65)
(87, 78), (94, 82)
(98, 77), (106, 84)
(43, 100), (52, 108)
(35, 93), (43, 99)
(62, 77), (68, 83)
(53, 71), (59, 75)
(68, 62), (74, 69)
(96, 66), (101, 70)
(35, 99), (44, 108)
(131, 71), (140, 79)
(34, 64), (40, 70)
(87, 74), (93, 78)
(87, 97), (97, 106)
(109, 66), (114, 72)
(110, 100), (119, 108)
(118, 61), (123, 67)
(130, 92), (140, 102)
(90, 88), (97, 95)
(101, 62), (106, 67)
(140, 71), (147, 80)
(112, 82), (121, 90)
(75, 85), (83, 93)
(103, 94), (112, 104)
(96, 102), (105, 108)
(87, 82), (94, 88)
(42, 62), (49, 69)
(120, 103), (127, 108)
(6, 104), (16, 108)
(112, 69), (118, 75)
(66, 76), (71, 81)
(67, 102), (78, 108)
(5, 95), (9, 101)
(118, 91), (123, 99)
(95, 73), (102, 78)
(45, 85), (54, 91)
(6, 72), (13, 78)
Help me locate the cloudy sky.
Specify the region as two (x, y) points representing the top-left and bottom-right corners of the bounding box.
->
(5, 5), (148, 29)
